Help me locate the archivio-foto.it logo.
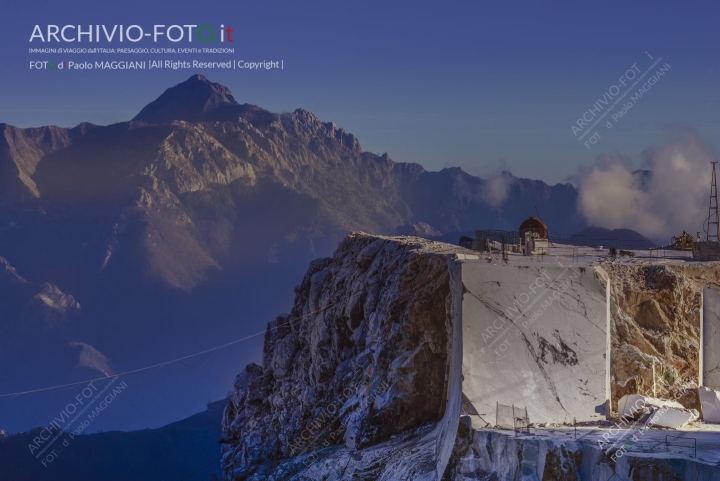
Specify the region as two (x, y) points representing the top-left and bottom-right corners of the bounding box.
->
(29, 24), (235, 43)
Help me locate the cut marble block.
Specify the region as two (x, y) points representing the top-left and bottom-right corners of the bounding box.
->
(461, 263), (607, 424)
(699, 386), (720, 423)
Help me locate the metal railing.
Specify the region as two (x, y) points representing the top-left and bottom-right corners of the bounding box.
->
(474, 230), (521, 253)
(513, 415), (531, 437)
(467, 230), (703, 264)
(600, 435), (698, 481)
(573, 417), (577, 439)
(587, 238), (619, 248)
(665, 435), (697, 458)
(604, 472), (626, 481)
(548, 233), (587, 245)
(617, 239), (652, 250)
(645, 434), (697, 458)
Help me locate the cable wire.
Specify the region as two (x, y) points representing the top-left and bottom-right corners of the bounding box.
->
(0, 301), (338, 399)
(0, 241), (463, 400)
(178, 455), (223, 481)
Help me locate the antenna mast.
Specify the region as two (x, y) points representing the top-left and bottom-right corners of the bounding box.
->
(709, 162), (719, 241)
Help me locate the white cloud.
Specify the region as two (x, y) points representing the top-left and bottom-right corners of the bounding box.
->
(577, 129), (716, 240)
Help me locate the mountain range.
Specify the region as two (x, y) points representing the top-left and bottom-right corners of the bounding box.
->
(0, 74), (592, 433)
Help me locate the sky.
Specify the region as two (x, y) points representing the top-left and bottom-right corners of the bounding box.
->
(1, 1), (719, 184)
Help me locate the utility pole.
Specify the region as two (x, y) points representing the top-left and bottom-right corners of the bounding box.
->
(709, 162), (719, 242)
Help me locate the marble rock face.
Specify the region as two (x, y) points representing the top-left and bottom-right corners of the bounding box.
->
(461, 263), (607, 424)
(222, 234), (720, 480)
(699, 386), (720, 423)
(221, 234), (464, 480)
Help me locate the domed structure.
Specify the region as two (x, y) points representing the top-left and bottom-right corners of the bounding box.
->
(519, 216), (548, 241)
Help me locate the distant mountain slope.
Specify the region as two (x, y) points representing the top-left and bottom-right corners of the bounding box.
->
(0, 74), (590, 433)
(571, 227), (656, 248)
(0, 399), (224, 481)
(0, 75), (586, 291)
(400, 168), (583, 234)
(0, 256), (108, 393)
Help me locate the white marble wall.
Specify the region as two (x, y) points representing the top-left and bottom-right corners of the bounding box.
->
(461, 262), (607, 424)
(702, 286), (720, 389)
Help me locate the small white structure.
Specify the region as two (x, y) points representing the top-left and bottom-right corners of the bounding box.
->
(534, 239), (549, 255)
(523, 231), (534, 256)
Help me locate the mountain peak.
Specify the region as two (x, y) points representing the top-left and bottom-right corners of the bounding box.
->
(133, 74), (239, 124)
(188, 73), (210, 82)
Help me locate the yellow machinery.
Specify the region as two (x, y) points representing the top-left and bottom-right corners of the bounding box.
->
(672, 231), (696, 251)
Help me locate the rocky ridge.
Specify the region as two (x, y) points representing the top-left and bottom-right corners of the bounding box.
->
(1, 75), (582, 292)
(222, 233), (465, 480)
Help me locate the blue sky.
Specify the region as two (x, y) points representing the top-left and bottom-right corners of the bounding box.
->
(1, 0), (719, 184)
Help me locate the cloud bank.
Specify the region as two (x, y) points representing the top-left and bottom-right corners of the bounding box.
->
(481, 159), (513, 209)
(576, 129), (717, 241)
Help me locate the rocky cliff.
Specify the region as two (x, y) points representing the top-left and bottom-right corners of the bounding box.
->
(606, 264), (720, 411)
(221, 233), (465, 480)
(222, 236), (720, 480)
